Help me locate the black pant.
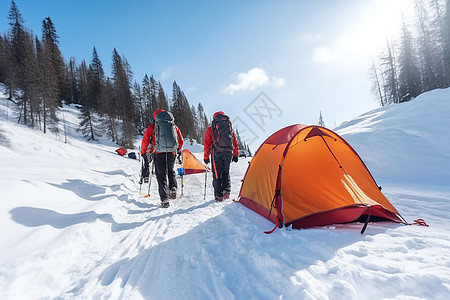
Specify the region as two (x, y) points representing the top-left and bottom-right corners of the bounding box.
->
(141, 154), (151, 178)
(211, 151), (232, 198)
(154, 152), (177, 201)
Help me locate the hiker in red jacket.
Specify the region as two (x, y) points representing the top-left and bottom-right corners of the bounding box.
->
(204, 111), (239, 201)
(141, 109), (184, 207)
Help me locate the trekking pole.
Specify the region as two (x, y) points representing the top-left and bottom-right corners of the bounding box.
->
(139, 157), (144, 194)
(203, 169), (208, 199)
(178, 150), (184, 197)
(144, 154), (154, 198)
(181, 173), (184, 197)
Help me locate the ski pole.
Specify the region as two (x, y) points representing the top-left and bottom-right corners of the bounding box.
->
(144, 153), (154, 198)
(203, 169), (207, 199)
(178, 150), (184, 197)
(139, 156), (144, 194)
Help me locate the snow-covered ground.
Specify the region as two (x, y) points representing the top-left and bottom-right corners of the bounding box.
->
(0, 84), (449, 299)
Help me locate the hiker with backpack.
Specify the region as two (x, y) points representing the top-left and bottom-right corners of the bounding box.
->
(203, 111), (239, 202)
(141, 109), (184, 207)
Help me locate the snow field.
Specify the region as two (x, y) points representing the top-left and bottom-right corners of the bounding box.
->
(1, 85), (450, 299)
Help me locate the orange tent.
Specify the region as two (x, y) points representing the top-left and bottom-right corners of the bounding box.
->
(238, 125), (406, 231)
(182, 149), (207, 174)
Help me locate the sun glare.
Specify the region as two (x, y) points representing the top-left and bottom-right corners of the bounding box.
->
(350, 0), (416, 57)
(373, 0), (416, 36)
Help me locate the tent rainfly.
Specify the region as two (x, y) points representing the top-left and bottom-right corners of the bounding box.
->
(238, 124), (407, 233)
(182, 149), (207, 174)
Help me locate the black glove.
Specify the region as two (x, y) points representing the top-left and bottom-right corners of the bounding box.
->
(177, 148), (182, 157)
(232, 156), (238, 163)
(204, 158), (210, 164)
(142, 153), (150, 164)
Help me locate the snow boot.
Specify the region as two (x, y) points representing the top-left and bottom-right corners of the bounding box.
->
(169, 187), (177, 199)
(161, 198), (170, 208)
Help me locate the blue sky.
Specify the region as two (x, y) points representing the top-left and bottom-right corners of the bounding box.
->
(0, 0), (416, 149)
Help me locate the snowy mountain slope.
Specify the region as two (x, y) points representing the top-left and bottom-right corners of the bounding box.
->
(335, 88), (450, 190)
(1, 85), (450, 299)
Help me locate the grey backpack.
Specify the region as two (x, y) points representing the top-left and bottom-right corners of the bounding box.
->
(154, 111), (178, 152)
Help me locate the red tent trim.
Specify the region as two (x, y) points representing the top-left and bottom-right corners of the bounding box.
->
(184, 169), (206, 175)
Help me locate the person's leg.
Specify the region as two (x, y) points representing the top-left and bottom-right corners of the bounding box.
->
(211, 152), (222, 199)
(220, 151), (232, 196)
(154, 153), (169, 201)
(167, 152), (177, 189)
(141, 154), (150, 182)
(167, 152), (177, 199)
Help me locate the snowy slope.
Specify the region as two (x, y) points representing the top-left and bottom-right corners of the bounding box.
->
(335, 88), (450, 190)
(1, 85), (450, 300)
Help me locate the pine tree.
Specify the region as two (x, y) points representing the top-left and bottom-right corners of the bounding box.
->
(141, 74), (151, 125)
(67, 57), (80, 104)
(78, 105), (102, 141)
(369, 61), (385, 106)
(438, 0), (450, 86)
(0, 35), (7, 84)
(102, 77), (118, 142)
(23, 31), (41, 128)
(318, 111), (325, 127)
(149, 75), (158, 116)
(415, 0), (438, 92)
(7, 0), (29, 122)
(380, 39), (400, 104)
(157, 81), (169, 111)
(132, 80), (146, 132)
(196, 102), (208, 142)
(141, 74), (159, 123)
(42, 17), (65, 103)
(246, 144), (253, 157)
(235, 129), (244, 150)
(111, 48), (135, 148)
(87, 47), (104, 111)
(171, 81), (194, 139)
(398, 20), (422, 101)
(77, 48), (105, 141)
(1, 33), (15, 101)
(7, 0), (26, 92)
(39, 17), (66, 133)
(191, 104), (199, 142)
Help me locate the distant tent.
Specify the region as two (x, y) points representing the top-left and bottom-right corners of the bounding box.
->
(182, 149), (207, 174)
(238, 125), (406, 231)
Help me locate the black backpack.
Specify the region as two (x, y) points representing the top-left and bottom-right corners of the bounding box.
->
(212, 113), (233, 151)
(154, 111), (178, 152)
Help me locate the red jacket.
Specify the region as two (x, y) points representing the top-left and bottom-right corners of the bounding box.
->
(141, 123), (184, 155)
(203, 125), (239, 160)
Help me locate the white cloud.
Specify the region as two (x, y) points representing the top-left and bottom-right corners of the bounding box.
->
(225, 68), (285, 94)
(312, 47), (337, 63)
